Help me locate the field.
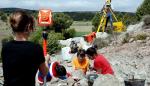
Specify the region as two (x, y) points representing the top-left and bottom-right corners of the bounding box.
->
(0, 21), (93, 40)
(0, 20), (93, 38)
(70, 21), (93, 37)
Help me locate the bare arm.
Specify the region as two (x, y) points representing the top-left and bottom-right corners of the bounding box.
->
(39, 54), (50, 76)
(39, 62), (49, 76)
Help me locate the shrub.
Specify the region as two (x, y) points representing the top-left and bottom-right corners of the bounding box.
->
(92, 27), (97, 32)
(1, 14), (7, 22)
(1, 36), (13, 46)
(134, 33), (148, 40)
(45, 32), (64, 54)
(142, 15), (150, 26)
(92, 12), (101, 31)
(63, 28), (76, 39)
(30, 29), (64, 54)
(29, 28), (42, 43)
(105, 27), (113, 34)
(136, 0), (150, 21)
(122, 37), (130, 44)
(122, 33), (130, 44)
(53, 13), (73, 32)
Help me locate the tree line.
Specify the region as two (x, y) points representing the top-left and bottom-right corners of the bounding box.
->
(0, 8), (136, 22)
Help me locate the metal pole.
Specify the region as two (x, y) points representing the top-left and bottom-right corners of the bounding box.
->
(42, 26), (48, 86)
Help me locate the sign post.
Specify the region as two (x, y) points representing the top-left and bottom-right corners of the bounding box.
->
(38, 9), (52, 56)
(38, 9), (52, 86)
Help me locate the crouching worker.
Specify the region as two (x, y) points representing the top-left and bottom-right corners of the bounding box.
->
(86, 47), (114, 75)
(38, 62), (68, 85)
(72, 49), (89, 74)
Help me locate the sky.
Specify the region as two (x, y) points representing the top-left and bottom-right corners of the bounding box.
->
(0, 0), (144, 12)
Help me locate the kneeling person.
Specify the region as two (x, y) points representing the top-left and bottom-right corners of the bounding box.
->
(72, 49), (89, 74)
(38, 62), (67, 84)
(86, 47), (114, 75)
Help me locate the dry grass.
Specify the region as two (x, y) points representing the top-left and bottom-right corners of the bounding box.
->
(0, 21), (93, 42)
(0, 20), (11, 50)
(70, 21), (92, 32)
(134, 33), (148, 40)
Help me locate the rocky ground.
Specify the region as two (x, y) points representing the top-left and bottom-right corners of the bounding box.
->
(43, 16), (150, 86)
(98, 39), (150, 86)
(40, 16), (150, 86)
(0, 63), (3, 86)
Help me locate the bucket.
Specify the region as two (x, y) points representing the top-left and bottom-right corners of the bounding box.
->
(124, 79), (145, 86)
(86, 74), (98, 86)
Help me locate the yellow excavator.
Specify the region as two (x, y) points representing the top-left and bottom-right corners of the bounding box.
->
(97, 0), (126, 33)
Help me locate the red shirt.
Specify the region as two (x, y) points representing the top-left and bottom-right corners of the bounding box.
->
(94, 54), (114, 75)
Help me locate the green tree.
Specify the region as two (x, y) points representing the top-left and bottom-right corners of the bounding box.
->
(46, 32), (64, 54)
(63, 28), (76, 39)
(136, 0), (150, 20)
(92, 12), (101, 32)
(52, 13), (73, 32)
(29, 28), (42, 43)
(121, 13), (137, 25)
(30, 28), (64, 54)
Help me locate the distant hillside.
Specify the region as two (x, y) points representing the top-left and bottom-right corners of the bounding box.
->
(0, 8), (37, 14)
(63, 12), (96, 21)
(64, 11), (135, 21)
(0, 8), (135, 21)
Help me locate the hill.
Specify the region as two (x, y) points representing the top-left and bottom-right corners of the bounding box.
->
(0, 8), (135, 21)
(0, 8), (37, 14)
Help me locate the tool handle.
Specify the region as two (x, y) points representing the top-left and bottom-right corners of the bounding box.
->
(42, 27), (48, 86)
(43, 39), (47, 56)
(42, 27), (48, 56)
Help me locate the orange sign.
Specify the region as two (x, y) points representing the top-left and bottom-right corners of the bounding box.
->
(38, 9), (52, 26)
